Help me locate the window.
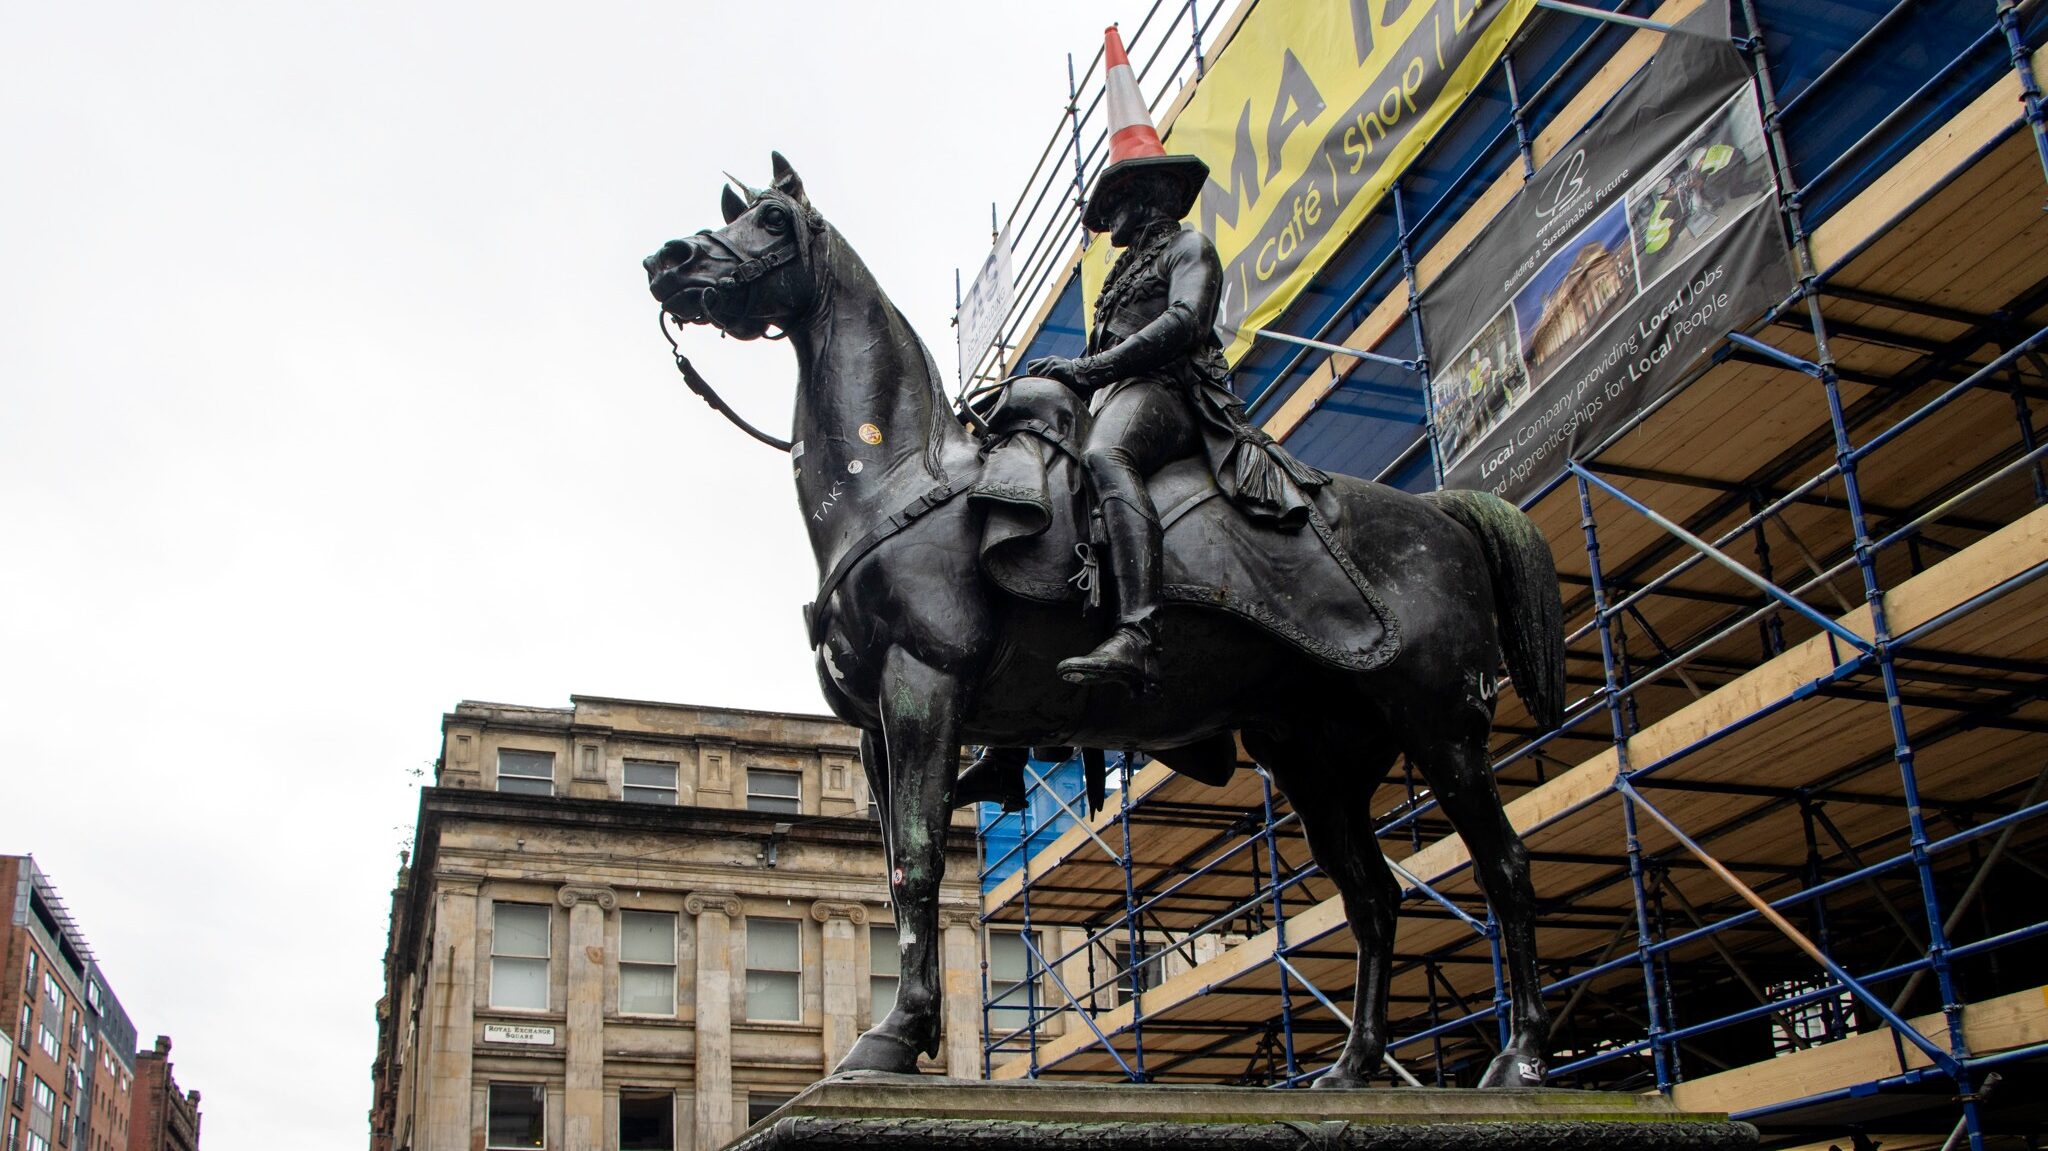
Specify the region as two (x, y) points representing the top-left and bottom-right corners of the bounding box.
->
(29, 1078), (55, 1150)
(987, 930), (1042, 1034)
(745, 769), (801, 814)
(496, 749), (555, 796)
(747, 1093), (795, 1127)
(37, 1025), (57, 1061)
(1114, 939), (1161, 1003)
(868, 925), (899, 1023)
(1768, 976), (1855, 1056)
(617, 1089), (673, 1150)
(23, 948), (35, 991)
(489, 903), (550, 1011)
(744, 918), (801, 1021)
(618, 912), (677, 1016)
(485, 1083), (544, 1150)
(622, 761), (678, 805)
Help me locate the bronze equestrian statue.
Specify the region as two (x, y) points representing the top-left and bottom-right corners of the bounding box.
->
(642, 143), (1566, 1089)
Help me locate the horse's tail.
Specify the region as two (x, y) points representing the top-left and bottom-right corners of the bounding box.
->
(1423, 489), (1567, 729)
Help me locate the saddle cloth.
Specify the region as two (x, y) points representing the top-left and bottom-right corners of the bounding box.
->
(967, 380), (1398, 672)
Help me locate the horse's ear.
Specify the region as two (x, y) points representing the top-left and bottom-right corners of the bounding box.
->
(721, 183), (748, 224)
(770, 151), (809, 206)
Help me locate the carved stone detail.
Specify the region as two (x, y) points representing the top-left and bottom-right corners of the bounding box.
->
(938, 906), (981, 929)
(809, 900), (869, 925)
(685, 892), (743, 918)
(555, 884), (617, 912)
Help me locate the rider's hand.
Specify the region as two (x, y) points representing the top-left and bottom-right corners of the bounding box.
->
(1027, 355), (1087, 392)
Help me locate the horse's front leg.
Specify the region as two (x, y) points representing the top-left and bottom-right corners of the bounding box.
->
(835, 645), (966, 1074)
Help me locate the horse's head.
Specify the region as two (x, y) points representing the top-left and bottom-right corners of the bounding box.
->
(644, 152), (826, 340)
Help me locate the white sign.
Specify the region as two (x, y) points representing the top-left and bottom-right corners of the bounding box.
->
(957, 228), (1015, 388)
(484, 1024), (557, 1046)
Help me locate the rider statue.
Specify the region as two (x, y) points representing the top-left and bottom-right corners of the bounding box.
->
(957, 27), (1330, 808)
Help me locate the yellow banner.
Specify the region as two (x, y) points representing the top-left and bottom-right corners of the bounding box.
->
(1079, 0), (1535, 362)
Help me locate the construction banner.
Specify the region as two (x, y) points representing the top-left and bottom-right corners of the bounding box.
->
(1081, 0), (1537, 361)
(1423, 0), (1795, 505)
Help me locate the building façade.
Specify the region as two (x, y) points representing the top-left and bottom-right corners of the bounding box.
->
(367, 697), (986, 1151)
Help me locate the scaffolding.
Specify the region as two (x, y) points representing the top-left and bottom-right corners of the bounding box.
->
(968, 1), (2048, 1147)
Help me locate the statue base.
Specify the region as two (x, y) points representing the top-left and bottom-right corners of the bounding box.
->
(727, 1073), (1756, 1149)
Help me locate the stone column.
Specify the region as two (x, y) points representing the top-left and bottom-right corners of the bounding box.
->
(810, 901), (867, 1071)
(558, 885), (616, 1150)
(939, 908), (983, 1078)
(687, 893), (742, 1151)
(422, 877), (479, 1151)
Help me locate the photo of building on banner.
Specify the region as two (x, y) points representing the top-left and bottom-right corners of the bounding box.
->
(1434, 90), (1776, 471)
(1423, 16), (1792, 508)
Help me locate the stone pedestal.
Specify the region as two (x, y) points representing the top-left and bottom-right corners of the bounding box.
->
(722, 1074), (1756, 1150)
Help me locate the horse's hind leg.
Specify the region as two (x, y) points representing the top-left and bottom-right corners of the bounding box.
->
(1405, 710), (1550, 1087)
(1243, 723), (1400, 1088)
(835, 646), (966, 1075)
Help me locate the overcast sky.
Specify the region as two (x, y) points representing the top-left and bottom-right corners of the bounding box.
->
(0, 2), (1152, 1145)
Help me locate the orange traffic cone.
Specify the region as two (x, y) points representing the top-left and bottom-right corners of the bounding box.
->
(1084, 25), (1210, 233)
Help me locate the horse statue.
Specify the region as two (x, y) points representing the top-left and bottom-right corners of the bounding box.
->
(643, 153), (1566, 1089)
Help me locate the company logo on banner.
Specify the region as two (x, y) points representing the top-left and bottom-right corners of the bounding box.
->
(1422, 0), (1795, 505)
(1080, 0), (1537, 361)
(958, 228), (1014, 388)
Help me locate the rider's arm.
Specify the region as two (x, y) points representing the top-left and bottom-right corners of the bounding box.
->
(1074, 231), (1222, 387)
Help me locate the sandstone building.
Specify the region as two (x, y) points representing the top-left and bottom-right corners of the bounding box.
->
(127, 1037), (199, 1151)
(0, 856), (144, 1151)
(367, 697), (987, 1151)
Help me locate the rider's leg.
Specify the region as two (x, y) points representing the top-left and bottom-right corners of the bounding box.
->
(953, 745), (1028, 811)
(1059, 380), (1196, 688)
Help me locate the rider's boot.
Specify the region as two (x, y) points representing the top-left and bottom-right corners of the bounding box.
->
(1059, 494), (1162, 690)
(954, 745), (1028, 811)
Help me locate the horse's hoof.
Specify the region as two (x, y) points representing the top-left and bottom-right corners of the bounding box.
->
(1310, 1067), (1370, 1089)
(1477, 1050), (1546, 1088)
(834, 1029), (922, 1075)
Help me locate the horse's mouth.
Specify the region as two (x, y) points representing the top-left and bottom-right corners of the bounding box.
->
(659, 283), (769, 340)
(659, 283), (711, 324)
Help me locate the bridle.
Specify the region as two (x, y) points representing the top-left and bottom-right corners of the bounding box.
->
(653, 195), (825, 454)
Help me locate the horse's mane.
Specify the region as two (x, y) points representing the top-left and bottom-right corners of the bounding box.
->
(817, 219), (951, 483)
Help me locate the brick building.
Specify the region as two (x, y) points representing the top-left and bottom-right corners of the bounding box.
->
(367, 697), (986, 1151)
(0, 857), (141, 1151)
(127, 1037), (199, 1151)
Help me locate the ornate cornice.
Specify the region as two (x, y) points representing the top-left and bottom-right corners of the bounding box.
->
(809, 900), (869, 925)
(555, 884), (617, 912)
(684, 892), (743, 917)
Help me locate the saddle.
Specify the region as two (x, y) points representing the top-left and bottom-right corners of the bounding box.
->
(967, 379), (1399, 674)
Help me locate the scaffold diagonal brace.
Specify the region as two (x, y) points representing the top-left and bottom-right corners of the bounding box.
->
(1615, 776), (1962, 1076)
(1017, 930), (1143, 1081)
(1022, 760), (1125, 864)
(1382, 852), (1492, 936)
(1568, 460), (1877, 656)
(1272, 953), (1426, 1087)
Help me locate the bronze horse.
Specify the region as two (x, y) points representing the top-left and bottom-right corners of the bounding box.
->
(644, 155), (1566, 1089)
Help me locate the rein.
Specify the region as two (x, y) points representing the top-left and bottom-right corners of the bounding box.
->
(657, 309), (794, 452)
